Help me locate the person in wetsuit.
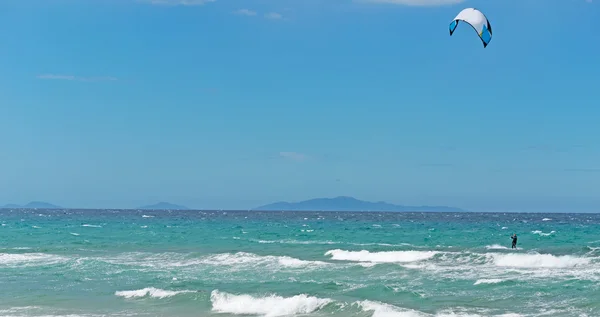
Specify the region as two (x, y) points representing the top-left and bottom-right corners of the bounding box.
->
(511, 234), (518, 249)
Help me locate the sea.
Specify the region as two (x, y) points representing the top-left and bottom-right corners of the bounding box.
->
(1, 209), (599, 317)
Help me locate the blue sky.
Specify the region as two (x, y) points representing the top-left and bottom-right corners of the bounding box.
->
(0, 0), (598, 212)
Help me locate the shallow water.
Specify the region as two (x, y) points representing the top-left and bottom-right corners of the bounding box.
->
(1, 209), (599, 316)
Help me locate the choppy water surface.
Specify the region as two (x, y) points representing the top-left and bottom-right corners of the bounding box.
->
(1, 209), (600, 317)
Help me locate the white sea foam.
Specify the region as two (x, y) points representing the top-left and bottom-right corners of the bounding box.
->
(485, 244), (509, 250)
(485, 244), (522, 250)
(142, 215), (154, 218)
(474, 278), (505, 285)
(210, 290), (332, 317)
(0, 253), (67, 267)
(103, 251), (331, 274)
(487, 253), (589, 268)
(203, 252), (329, 269)
(356, 300), (426, 317)
(357, 300), (525, 317)
(81, 224), (102, 228)
(532, 230), (555, 236)
(542, 218), (552, 221)
(70, 232), (80, 236)
(115, 287), (194, 299)
(325, 249), (438, 263)
(254, 238), (414, 247)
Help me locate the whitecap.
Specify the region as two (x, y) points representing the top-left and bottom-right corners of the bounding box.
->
(325, 249), (438, 263)
(488, 253), (589, 268)
(210, 290), (331, 317)
(485, 244), (521, 250)
(532, 230), (555, 236)
(474, 278), (505, 285)
(356, 300), (426, 317)
(0, 253), (67, 267)
(115, 287), (194, 299)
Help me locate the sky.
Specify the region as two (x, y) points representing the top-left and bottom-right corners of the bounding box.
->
(0, 0), (598, 212)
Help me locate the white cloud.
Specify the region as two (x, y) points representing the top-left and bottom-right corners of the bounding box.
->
(358, 0), (465, 6)
(137, 0), (215, 6)
(265, 12), (283, 20)
(36, 74), (117, 82)
(279, 152), (309, 162)
(234, 9), (257, 16)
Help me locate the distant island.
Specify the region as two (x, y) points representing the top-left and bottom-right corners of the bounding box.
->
(137, 202), (189, 210)
(253, 196), (467, 212)
(1, 201), (62, 209)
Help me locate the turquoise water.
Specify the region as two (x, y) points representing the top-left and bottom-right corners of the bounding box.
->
(1, 209), (600, 317)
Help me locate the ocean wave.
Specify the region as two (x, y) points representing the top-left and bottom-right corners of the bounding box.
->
(532, 230), (555, 237)
(485, 244), (522, 250)
(325, 249), (438, 263)
(202, 252), (330, 269)
(0, 253), (67, 268)
(208, 292), (524, 317)
(210, 290), (332, 317)
(474, 278), (505, 285)
(357, 300), (525, 317)
(81, 224), (102, 228)
(253, 238), (419, 248)
(115, 287), (195, 299)
(356, 300), (426, 317)
(99, 251), (332, 274)
(487, 253), (589, 268)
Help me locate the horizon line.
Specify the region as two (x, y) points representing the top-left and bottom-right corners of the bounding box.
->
(0, 207), (598, 215)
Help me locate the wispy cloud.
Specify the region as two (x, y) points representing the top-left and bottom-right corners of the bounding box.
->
(265, 12), (283, 20)
(357, 0), (465, 6)
(137, 0), (215, 6)
(279, 152), (309, 162)
(234, 9), (257, 16)
(36, 74), (117, 82)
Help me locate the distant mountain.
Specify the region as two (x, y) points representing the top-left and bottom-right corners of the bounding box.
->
(254, 196), (467, 212)
(138, 202), (189, 210)
(1, 201), (61, 209)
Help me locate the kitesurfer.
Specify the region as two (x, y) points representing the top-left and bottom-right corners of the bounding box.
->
(511, 234), (518, 249)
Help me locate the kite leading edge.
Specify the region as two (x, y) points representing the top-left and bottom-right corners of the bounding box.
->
(449, 8), (493, 48)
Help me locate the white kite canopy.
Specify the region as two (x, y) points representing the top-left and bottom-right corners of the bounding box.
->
(449, 8), (493, 48)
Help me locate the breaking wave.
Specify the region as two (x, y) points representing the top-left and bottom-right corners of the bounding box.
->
(210, 290), (332, 317)
(208, 291), (523, 317)
(474, 278), (505, 285)
(485, 244), (523, 251)
(487, 253), (588, 268)
(532, 230), (555, 236)
(325, 249), (438, 263)
(115, 287), (195, 299)
(0, 253), (67, 268)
